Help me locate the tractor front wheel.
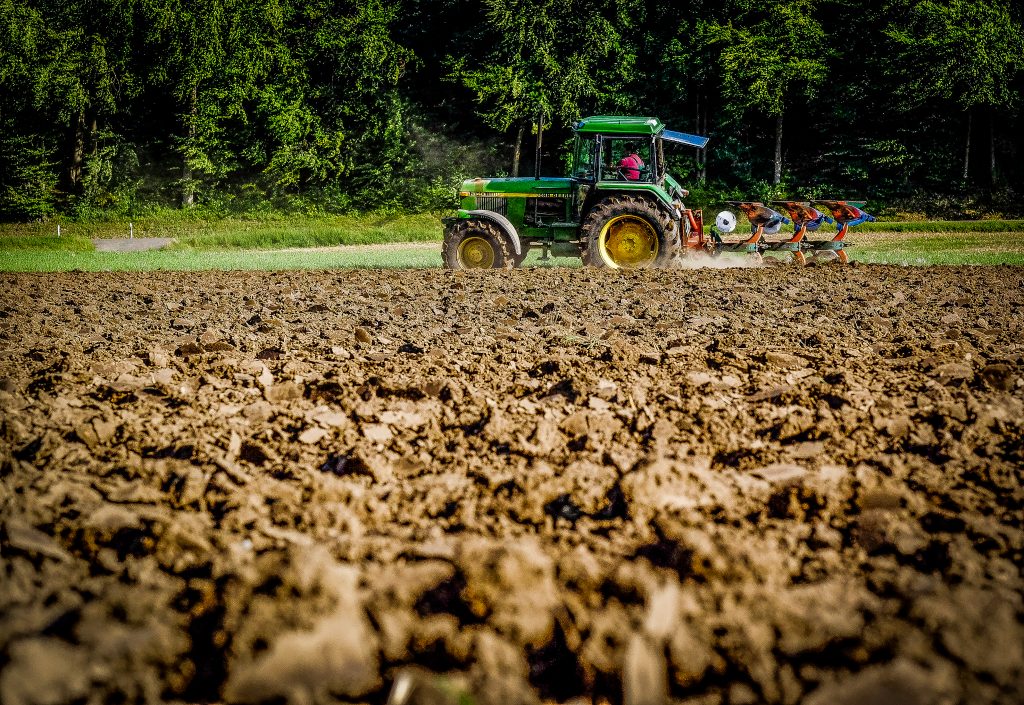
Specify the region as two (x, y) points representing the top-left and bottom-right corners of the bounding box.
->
(442, 220), (514, 270)
(581, 196), (679, 269)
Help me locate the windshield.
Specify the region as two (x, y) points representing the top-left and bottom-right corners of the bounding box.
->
(571, 136), (596, 180)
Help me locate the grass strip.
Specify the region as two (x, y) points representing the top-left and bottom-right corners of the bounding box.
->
(6, 215), (1024, 253)
(171, 214), (441, 249)
(0, 246), (590, 272)
(2, 231), (1024, 271)
(855, 219), (1024, 233)
(0, 213), (443, 250)
(851, 231), (1024, 265)
(0, 247), (443, 272)
(0, 234), (95, 251)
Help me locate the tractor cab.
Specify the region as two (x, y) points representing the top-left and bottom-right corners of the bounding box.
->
(570, 117), (709, 186)
(570, 116), (663, 186)
(570, 133), (655, 184)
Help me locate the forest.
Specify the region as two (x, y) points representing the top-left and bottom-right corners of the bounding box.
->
(1, 0), (1022, 222)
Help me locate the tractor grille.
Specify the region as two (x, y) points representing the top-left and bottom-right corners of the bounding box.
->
(475, 196), (508, 216)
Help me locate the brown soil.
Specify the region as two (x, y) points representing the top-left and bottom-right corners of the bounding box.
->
(0, 265), (1022, 705)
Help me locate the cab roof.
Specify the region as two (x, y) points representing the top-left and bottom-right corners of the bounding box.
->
(573, 115), (665, 135)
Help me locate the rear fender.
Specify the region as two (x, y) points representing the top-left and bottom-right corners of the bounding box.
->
(590, 185), (680, 231)
(457, 209), (522, 256)
(595, 183), (675, 210)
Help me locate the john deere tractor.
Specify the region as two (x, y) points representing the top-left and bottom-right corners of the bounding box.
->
(442, 115), (708, 269)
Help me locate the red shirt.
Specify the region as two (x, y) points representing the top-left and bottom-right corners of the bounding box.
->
(619, 153), (644, 180)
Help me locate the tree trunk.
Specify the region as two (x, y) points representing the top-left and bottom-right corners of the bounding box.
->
(695, 92), (701, 179)
(696, 92), (706, 183)
(534, 113), (544, 180)
(512, 122), (524, 177)
(700, 97), (708, 183)
(67, 110), (85, 190)
(773, 112), (783, 185)
(182, 84), (197, 208)
(962, 110), (971, 181)
(990, 109), (997, 186)
(89, 115), (98, 157)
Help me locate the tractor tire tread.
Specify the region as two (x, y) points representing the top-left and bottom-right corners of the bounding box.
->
(442, 219), (514, 270)
(580, 194), (680, 269)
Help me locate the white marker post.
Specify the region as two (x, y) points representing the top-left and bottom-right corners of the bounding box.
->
(129, 222), (134, 239)
(57, 224), (61, 238)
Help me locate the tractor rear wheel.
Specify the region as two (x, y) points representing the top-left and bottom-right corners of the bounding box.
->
(442, 220), (514, 270)
(581, 195), (680, 269)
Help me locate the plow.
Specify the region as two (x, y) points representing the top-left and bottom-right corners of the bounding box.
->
(442, 115), (875, 269)
(685, 199), (876, 265)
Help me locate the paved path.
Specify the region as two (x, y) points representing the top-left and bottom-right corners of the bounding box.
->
(92, 237), (174, 252)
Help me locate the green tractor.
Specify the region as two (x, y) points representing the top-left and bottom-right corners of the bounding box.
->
(441, 115), (709, 270)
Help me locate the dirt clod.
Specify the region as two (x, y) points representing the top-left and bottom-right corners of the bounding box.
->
(1, 266), (1022, 704)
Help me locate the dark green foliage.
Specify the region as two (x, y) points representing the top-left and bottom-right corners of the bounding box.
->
(1, 0), (1023, 221)
(0, 133), (60, 219)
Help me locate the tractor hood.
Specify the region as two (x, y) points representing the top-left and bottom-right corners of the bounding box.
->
(662, 130), (709, 149)
(456, 177), (574, 222)
(458, 176), (572, 196)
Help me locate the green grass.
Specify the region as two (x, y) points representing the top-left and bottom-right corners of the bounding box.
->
(851, 231), (1024, 265)
(0, 245), (586, 272)
(0, 246), (444, 272)
(170, 213), (441, 249)
(0, 234), (95, 251)
(855, 219), (1024, 233)
(4, 213), (1023, 254)
(2, 217), (1024, 271)
(0, 212), (443, 250)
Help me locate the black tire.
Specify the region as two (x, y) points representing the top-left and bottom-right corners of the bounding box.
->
(580, 195), (680, 269)
(442, 219), (514, 270)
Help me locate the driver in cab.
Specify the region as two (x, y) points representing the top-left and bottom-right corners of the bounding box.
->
(619, 144), (644, 180)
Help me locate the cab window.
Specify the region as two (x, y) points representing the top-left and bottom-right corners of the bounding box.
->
(571, 136), (597, 180)
(598, 138), (653, 182)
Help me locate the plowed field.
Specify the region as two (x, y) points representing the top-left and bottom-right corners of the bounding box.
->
(1, 265), (1022, 705)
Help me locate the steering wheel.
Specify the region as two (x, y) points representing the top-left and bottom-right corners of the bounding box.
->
(617, 166), (649, 181)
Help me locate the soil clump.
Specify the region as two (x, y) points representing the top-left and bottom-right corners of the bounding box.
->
(1, 265), (1022, 704)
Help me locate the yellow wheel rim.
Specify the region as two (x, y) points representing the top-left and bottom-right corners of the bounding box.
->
(457, 236), (495, 268)
(598, 215), (658, 268)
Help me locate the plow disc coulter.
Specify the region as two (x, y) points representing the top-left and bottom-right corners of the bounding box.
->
(442, 114), (875, 269)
